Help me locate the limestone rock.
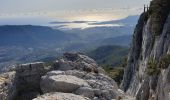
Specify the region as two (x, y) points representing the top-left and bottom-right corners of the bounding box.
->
(0, 71), (17, 100)
(121, 1), (170, 100)
(15, 62), (47, 100)
(156, 65), (170, 100)
(33, 92), (90, 100)
(40, 75), (89, 93)
(52, 53), (99, 73)
(0, 53), (123, 100)
(75, 87), (94, 98)
(41, 70), (120, 99)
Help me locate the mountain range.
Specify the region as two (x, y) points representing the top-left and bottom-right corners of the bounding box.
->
(0, 15), (138, 70)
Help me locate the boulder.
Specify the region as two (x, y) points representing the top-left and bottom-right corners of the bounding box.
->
(15, 62), (47, 99)
(40, 75), (89, 93)
(52, 53), (100, 73)
(33, 92), (90, 100)
(75, 87), (94, 98)
(16, 62), (47, 89)
(53, 59), (77, 71)
(101, 89), (118, 99)
(42, 70), (120, 99)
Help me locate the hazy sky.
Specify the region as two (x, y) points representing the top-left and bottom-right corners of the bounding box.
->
(0, 0), (150, 13)
(0, 0), (151, 27)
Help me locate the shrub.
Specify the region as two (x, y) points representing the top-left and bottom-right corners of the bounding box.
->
(107, 67), (124, 85)
(102, 65), (123, 84)
(147, 58), (160, 75)
(159, 54), (170, 69)
(102, 58), (127, 85)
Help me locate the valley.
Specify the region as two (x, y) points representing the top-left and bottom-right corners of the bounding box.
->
(0, 15), (137, 72)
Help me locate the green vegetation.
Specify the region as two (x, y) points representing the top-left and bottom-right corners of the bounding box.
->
(159, 54), (170, 69)
(86, 45), (128, 84)
(146, 58), (160, 75)
(103, 58), (127, 85)
(146, 54), (170, 76)
(87, 45), (129, 66)
(103, 67), (124, 85)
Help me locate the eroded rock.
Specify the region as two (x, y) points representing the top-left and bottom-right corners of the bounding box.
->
(0, 53), (125, 100)
(0, 71), (17, 100)
(33, 92), (90, 100)
(75, 87), (94, 98)
(41, 75), (89, 93)
(52, 53), (99, 73)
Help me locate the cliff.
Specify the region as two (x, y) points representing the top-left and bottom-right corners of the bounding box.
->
(121, 0), (170, 100)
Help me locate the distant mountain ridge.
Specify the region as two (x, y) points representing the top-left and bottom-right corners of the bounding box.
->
(89, 15), (139, 26)
(61, 15), (138, 43)
(0, 16), (134, 69)
(0, 25), (75, 47)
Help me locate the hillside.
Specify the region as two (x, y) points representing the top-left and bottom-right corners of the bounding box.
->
(99, 35), (132, 46)
(64, 26), (134, 42)
(0, 25), (76, 47)
(0, 25), (132, 70)
(87, 45), (129, 66)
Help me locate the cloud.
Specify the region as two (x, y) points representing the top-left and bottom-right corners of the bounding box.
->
(49, 21), (97, 24)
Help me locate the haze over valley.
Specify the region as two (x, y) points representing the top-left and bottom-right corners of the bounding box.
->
(0, 15), (137, 71)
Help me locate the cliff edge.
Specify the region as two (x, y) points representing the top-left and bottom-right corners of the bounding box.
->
(121, 0), (170, 100)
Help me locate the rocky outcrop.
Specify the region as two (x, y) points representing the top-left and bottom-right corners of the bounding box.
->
(41, 75), (89, 93)
(52, 53), (102, 73)
(0, 62), (47, 100)
(0, 53), (128, 100)
(38, 53), (121, 100)
(121, 0), (170, 100)
(33, 92), (90, 100)
(15, 62), (47, 100)
(75, 86), (94, 98)
(39, 69), (119, 99)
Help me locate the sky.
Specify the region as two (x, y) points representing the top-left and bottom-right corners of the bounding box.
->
(0, 0), (151, 28)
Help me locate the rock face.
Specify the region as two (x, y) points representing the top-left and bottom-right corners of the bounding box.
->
(40, 69), (119, 99)
(33, 92), (90, 100)
(0, 72), (17, 100)
(0, 62), (47, 100)
(41, 75), (89, 93)
(39, 53), (121, 100)
(0, 53), (126, 100)
(15, 62), (47, 100)
(121, 0), (170, 100)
